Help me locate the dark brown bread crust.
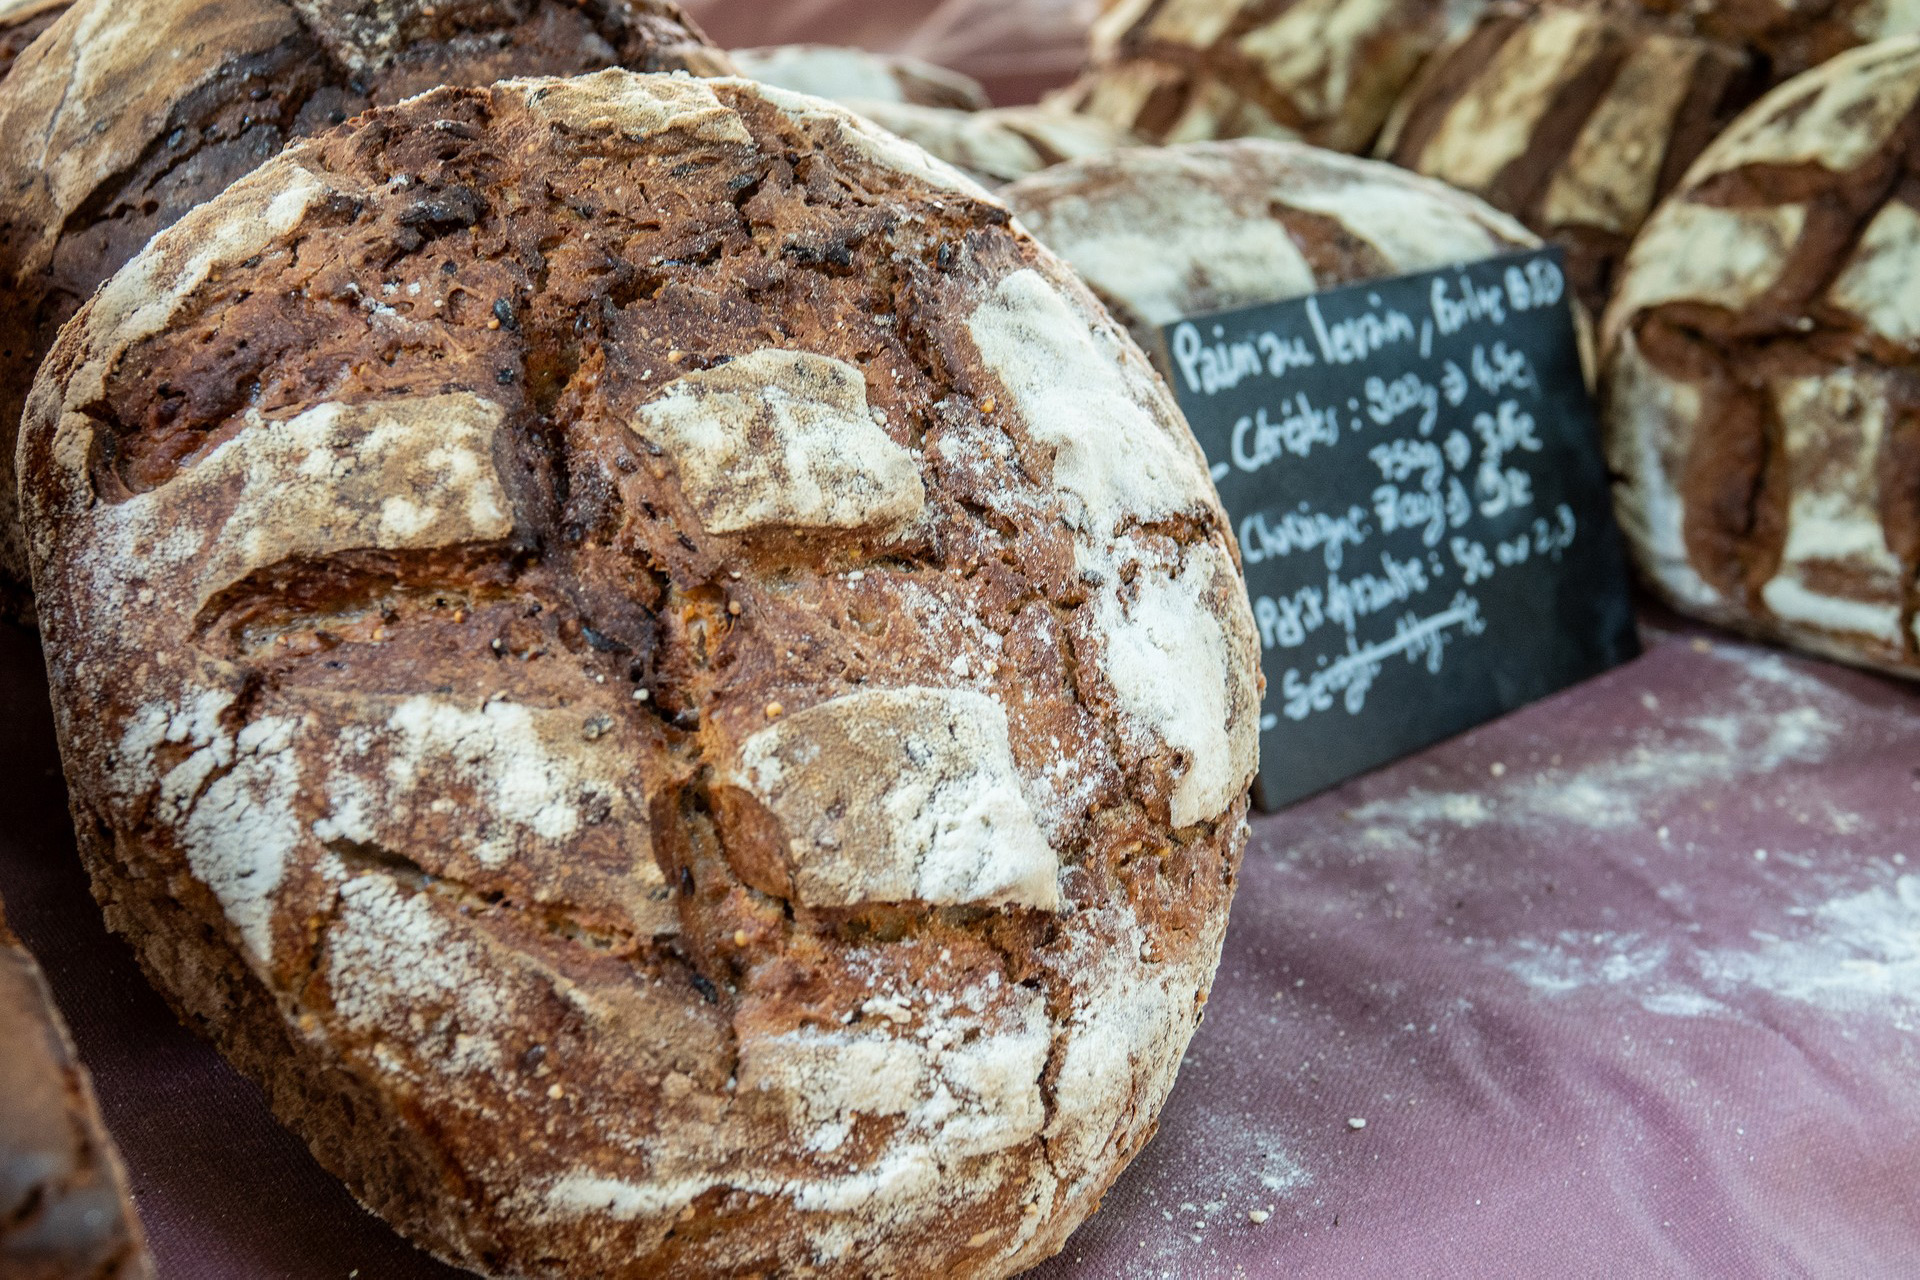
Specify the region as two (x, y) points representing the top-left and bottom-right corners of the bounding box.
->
(1050, 0), (1464, 153)
(1376, 0), (1757, 312)
(0, 0), (728, 621)
(21, 72), (1261, 1278)
(0, 902), (155, 1280)
(1601, 36), (1920, 679)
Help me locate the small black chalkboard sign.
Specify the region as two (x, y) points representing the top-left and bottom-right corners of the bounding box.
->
(1161, 247), (1639, 811)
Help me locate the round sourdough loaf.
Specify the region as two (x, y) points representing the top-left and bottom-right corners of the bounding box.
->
(1004, 138), (1536, 368)
(20, 71), (1262, 1279)
(0, 0), (64, 81)
(0, 0), (727, 620)
(843, 99), (1137, 186)
(1, 901), (153, 1280)
(731, 43), (991, 111)
(1048, 0), (1475, 153)
(1374, 0), (1755, 311)
(1601, 36), (1920, 679)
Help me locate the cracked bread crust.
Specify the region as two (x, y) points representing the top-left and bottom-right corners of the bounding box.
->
(21, 70), (1261, 1279)
(1374, 0), (1756, 312)
(1047, 0), (1470, 154)
(1600, 36), (1920, 680)
(1005, 138), (1537, 371)
(0, 903), (154, 1280)
(0, 0), (729, 622)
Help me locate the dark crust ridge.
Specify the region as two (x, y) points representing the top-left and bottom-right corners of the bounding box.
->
(23, 76), (1253, 1279)
(0, 0), (725, 619)
(1603, 47), (1920, 678)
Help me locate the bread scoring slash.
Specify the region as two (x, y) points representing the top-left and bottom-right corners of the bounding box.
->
(19, 72), (1261, 1278)
(1602, 36), (1920, 681)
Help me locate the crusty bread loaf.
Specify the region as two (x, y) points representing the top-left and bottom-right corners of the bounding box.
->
(1635, 0), (1920, 83)
(1601, 36), (1920, 679)
(1048, 0), (1478, 153)
(0, 0), (729, 621)
(21, 70), (1261, 1279)
(847, 99), (1137, 185)
(1005, 138), (1536, 367)
(0, 0), (64, 80)
(1, 903), (154, 1280)
(1375, 0), (1754, 311)
(732, 43), (991, 110)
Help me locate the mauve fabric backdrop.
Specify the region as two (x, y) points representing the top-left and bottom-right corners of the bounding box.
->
(5, 2), (1920, 1276)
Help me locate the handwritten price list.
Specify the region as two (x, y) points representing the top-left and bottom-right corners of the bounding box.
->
(1161, 248), (1638, 810)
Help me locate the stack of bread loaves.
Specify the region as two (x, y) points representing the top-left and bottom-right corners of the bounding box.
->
(18, 66), (1262, 1280)
(1049, 0), (1480, 153)
(1375, 0), (1756, 311)
(730, 40), (1138, 186)
(1375, 0), (1920, 313)
(1602, 35), (1920, 680)
(0, 0), (731, 620)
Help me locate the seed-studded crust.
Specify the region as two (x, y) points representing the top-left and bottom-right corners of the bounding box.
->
(21, 71), (1261, 1279)
(1600, 36), (1920, 679)
(0, 0), (64, 81)
(0, 902), (154, 1280)
(0, 0), (729, 621)
(842, 99), (1138, 187)
(1004, 138), (1536, 368)
(731, 44), (992, 112)
(1375, 0), (1756, 311)
(1046, 0), (1472, 154)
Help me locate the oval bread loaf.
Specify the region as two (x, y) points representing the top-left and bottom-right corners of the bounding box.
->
(845, 99), (1137, 186)
(1601, 36), (1920, 678)
(20, 70), (1262, 1279)
(0, 0), (728, 620)
(731, 43), (991, 111)
(1375, 0), (1755, 311)
(1004, 138), (1536, 370)
(1049, 0), (1478, 153)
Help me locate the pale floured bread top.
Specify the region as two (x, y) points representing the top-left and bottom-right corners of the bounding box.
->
(1601, 36), (1920, 678)
(731, 43), (991, 112)
(1004, 138), (1535, 357)
(22, 70), (1259, 1279)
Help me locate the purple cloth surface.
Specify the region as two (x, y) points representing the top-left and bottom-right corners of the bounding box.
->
(5, 617), (1917, 1278)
